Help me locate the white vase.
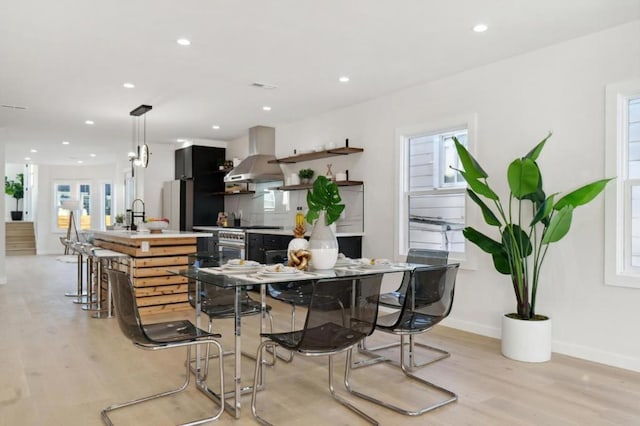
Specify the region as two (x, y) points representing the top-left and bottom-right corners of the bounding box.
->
(501, 314), (552, 363)
(308, 210), (339, 270)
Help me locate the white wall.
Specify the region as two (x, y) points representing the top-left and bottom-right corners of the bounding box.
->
(36, 163), (119, 254)
(0, 130), (6, 284)
(275, 21), (640, 371)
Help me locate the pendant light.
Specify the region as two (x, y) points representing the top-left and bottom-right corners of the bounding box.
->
(129, 104), (152, 175)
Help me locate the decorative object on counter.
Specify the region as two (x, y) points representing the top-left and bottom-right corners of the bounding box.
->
(232, 211), (242, 227)
(325, 164), (334, 181)
(144, 217), (170, 234)
(216, 212), (228, 227)
(454, 133), (612, 362)
(5, 173), (24, 221)
(306, 176), (345, 270)
(298, 168), (314, 184)
(287, 221), (310, 270)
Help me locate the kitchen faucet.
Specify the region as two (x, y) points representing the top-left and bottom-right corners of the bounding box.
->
(129, 198), (146, 231)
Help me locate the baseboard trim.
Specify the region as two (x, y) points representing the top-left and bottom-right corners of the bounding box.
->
(444, 317), (640, 373)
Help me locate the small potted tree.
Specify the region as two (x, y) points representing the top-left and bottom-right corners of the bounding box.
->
(5, 173), (24, 221)
(454, 134), (612, 362)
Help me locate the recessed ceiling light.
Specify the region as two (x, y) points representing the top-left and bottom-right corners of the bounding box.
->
(85, 120), (94, 125)
(212, 125), (220, 130)
(176, 138), (186, 143)
(62, 141), (70, 145)
(473, 24), (488, 33)
(339, 76), (350, 83)
(77, 160), (84, 164)
(24, 157), (31, 161)
(123, 82), (135, 89)
(177, 38), (191, 46)
(30, 149), (37, 153)
(90, 153), (97, 158)
(262, 106), (272, 111)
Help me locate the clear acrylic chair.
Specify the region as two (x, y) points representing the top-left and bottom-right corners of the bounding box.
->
(360, 248), (450, 370)
(264, 249), (314, 362)
(103, 269), (225, 426)
(346, 264), (459, 416)
(187, 252), (274, 365)
(251, 274), (384, 426)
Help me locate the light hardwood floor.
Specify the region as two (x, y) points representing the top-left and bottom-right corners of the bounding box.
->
(1, 254), (639, 425)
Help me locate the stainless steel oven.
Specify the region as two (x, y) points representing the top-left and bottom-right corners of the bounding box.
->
(218, 229), (246, 261)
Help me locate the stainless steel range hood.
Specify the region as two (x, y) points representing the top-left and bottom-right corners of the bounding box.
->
(224, 126), (284, 183)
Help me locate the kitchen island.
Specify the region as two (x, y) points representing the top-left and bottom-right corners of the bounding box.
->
(92, 230), (212, 317)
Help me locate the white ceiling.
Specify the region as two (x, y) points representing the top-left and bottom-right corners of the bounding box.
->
(2, 0), (640, 166)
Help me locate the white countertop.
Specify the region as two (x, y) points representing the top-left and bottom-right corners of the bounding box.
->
(193, 226), (364, 238)
(92, 229), (213, 239)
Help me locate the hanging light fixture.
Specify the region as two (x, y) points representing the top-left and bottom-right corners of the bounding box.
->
(129, 104), (152, 173)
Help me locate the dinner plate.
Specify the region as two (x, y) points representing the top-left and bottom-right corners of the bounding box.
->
(223, 260), (260, 269)
(260, 266), (303, 276)
(357, 263), (392, 270)
(334, 258), (356, 266)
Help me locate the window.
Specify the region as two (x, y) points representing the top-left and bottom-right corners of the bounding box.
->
(605, 80), (640, 288)
(397, 115), (476, 261)
(103, 182), (112, 227)
(54, 181), (92, 232)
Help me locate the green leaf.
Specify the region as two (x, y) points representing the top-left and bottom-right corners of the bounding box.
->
(453, 137), (488, 179)
(507, 158), (540, 199)
(530, 193), (557, 227)
(542, 205), (573, 244)
(502, 225), (532, 258)
(492, 252), (512, 275)
(524, 132), (551, 161)
(554, 178), (614, 210)
(305, 175), (345, 225)
(467, 190), (501, 226)
(463, 227), (504, 255)
(459, 170), (499, 200)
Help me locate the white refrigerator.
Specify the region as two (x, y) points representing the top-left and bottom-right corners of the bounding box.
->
(162, 180), (194, 231)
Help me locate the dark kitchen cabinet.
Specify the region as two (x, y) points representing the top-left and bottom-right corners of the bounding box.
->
(174, 145), (226, 228)
(246, 233), (362, 263)
(246, 233), (292, 264)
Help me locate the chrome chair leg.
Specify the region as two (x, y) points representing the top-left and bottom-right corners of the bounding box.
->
(328, 352), (379, 425)
(353, 333), (450, 370)
(251, 342), (378, 426)
(102, 342), (225, 426)
(344, 347), (457, 416)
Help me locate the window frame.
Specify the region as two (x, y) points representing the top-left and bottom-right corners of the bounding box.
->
(394, 113), (478, 267)
(53, 180), (93, 233)
(605, 79), (640, 288)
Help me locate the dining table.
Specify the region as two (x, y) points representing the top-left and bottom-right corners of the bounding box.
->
(170, 259), (418, 419)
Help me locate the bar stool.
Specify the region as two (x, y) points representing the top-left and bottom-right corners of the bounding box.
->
(70, 241), (91, 305)
(90, 248), (129, 319)
(78, 243), (101, 312)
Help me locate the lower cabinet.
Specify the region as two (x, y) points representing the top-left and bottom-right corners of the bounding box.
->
(246, 233), (362, 263)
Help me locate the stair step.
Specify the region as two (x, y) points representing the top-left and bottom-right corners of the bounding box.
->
(6, 221), (36, 256)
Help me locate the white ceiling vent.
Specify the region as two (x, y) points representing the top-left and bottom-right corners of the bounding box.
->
(250, 82), (277, 90)
(2, 104), (29, 110)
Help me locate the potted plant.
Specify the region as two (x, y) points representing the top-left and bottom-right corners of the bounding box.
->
(305, 176), (345, 269)
(298, 168), (315, 184)
(5, 173), (24, 221)
(453, 133), (612, 362)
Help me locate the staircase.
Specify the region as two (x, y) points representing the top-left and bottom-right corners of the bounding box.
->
(6, 221), (37, 255)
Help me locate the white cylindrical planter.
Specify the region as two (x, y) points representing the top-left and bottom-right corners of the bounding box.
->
(501, 314), (552, 363)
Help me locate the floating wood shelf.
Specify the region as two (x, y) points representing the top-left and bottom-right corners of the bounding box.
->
(268, 147), (364, 164)
(276, 180), (363, 191)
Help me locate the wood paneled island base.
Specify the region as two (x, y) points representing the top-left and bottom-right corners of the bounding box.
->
(92, 230), (210, 317)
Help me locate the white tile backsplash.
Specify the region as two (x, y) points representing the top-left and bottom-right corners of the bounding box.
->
(223, 182), (363, 231)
